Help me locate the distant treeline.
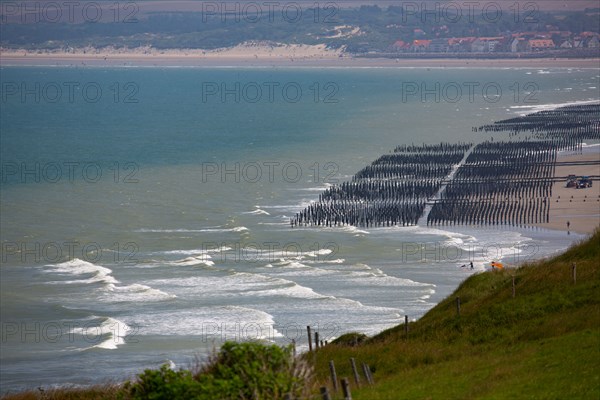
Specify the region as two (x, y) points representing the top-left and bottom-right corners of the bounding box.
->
(1, 5), (598, 52)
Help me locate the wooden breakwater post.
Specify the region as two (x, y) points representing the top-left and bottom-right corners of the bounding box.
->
(307, 326), (313, 352)
(572, 262), (576, 284)
(350, 358), (361, 387)
(320, 386), (331, 400)
(404, 315), (409, 339)
(329, 360), (338, 393)
(341, 378), (352, 400)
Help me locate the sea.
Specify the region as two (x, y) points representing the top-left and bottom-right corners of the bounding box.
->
(1, 65), (598, 392)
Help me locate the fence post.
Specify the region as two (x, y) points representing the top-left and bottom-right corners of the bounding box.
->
(512, 275), (516, 298)
(404, 315), (409, 339)
(366, 363), (375, 384)
(329, 360), (338, 392)
(291, 339), (296, 358)
(341, 378), (352, 400)
(320, 386), (331, 400)
(315, 331), (320, 350)
(307, 326), (313, 352)
(456, 296), (461, 316)
(350, 358), (361, 387)
(362, 362), (374, 385)
(572, 262), (576, 284)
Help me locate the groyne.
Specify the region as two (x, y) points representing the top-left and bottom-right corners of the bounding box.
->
(292, 104), (600, 229)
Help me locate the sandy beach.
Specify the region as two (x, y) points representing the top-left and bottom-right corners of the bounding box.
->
(2, 47), (599, 68)
(539, 149), (600, 234)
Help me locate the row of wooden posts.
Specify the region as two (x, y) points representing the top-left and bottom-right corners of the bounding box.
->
(291, 263), (579, 399)
(317, 358), (375, 400)
(296, 325), (377, 399)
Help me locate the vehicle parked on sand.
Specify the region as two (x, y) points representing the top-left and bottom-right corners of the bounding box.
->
(566, 174), (578, 188)
(576, 176), (593, 189)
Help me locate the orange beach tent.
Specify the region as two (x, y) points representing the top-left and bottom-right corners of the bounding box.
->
(491, 261), (504, 269)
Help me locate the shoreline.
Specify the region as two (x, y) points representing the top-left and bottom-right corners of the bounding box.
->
(535, 147), (600, 235)
(1, 52), (599, 68)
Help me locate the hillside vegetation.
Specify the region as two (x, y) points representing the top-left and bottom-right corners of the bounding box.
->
(311, 229), (600, 399)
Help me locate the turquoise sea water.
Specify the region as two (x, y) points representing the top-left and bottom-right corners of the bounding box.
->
(1, 66), (598, 392)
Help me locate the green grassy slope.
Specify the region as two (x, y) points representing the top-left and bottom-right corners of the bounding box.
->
(311, 229), (600, 399)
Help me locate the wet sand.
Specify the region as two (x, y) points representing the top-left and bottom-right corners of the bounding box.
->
(541, 151), (600, 234)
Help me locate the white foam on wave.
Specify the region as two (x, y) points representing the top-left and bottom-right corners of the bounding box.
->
(132, 306), (283, 339)
(321, 258), (346, 264)
(44, 259), (118, 285)
(136, 226), (248, 233)
(404, 226), (478, 248)
(345, 269), (435, 288)
(169, 255), (215, 267)
(70, 317), (131, 350)
(415, 226), (547, 269)
(260, 258), (435, 291)
(237, 247), (338, 263)
(258, 261), (334, 277)
(104, 283), (177, 301)
(293, 184), (332, 192)
(243, 208), (270, 215)
(234, 272), (334, 299)
(44, 259), (175, 301)
(247, 282), (335, 300)
(169, 254), (215, 267)
(150, 269), (333, 300)
(304, 248), (333, 257)
(316, 225), (370, 235)
(258, 201), (314, 212)
(272, 260), (310, 268)
(156, 246), (231, 256)
(509, 99), (599, 116)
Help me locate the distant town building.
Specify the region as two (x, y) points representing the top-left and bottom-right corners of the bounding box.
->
(471, 37), (504, 52)
(391, 40), (411, 52)
(527, 39), (555, 51)
(429, 38), (449, 53)
(511, 38), (528, 53)
(390, 31), (599, 54)
(411, 39), (431, 52)
(586, 36), (600, 48)
(559, 39), (573, 49)
(448, 37), (476, 53)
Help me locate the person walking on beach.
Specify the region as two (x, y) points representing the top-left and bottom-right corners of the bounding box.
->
(470, 261), (474, 269)
(567, 220), (570, 235)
